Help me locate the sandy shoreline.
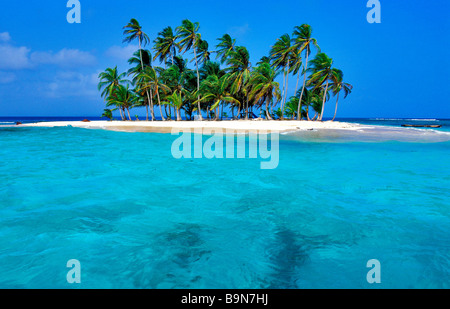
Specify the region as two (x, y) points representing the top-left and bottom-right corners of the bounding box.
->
(8, 119), (448, 142)
(19, 120), (370, 134)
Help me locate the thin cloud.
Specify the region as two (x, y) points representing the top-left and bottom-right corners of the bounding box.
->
(30, 49), (96, 67)
(228, 23), (251, 38)
(0, 33), (96, 70)
(42, 71), (99, 99)
(0, 44), (32, 70)
(105, 44), (139, 61)
(0, 32), (11, 43)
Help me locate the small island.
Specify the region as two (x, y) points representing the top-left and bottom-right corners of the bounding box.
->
(94, 19), (351, 124)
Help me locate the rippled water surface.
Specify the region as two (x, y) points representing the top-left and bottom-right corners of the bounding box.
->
(0, 126), (449, 288)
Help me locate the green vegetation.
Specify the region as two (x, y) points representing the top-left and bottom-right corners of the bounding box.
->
(98, 19), (353, 121)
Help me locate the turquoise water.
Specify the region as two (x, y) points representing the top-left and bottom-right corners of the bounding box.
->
(0, 126), (449, 288)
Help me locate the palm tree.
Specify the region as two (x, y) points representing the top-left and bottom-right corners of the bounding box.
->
(195, 39), (211, 65)
(123, 18), (150, 61)
(307, 53), (338, 121)
(309, 87), (330, 120)
(226, 46), (252, 119)
(330, 70), (353, 121)
(285, 96), (300, 119)
(128, 49), (152, 76)
(101, 109), (114, 121)
(290, 49), (302, 96)
(256, 56), (270, 66)
(153, 26), (178, 66)
(139, 66), (171, 121)
(216, 34), (236, 64)
(176, 19), (203, 120)
(249, 62), (281, 120)
(292, 24), (320, 120)
(197, 75), (240, 121)
(200, 61), (224, 80)
(295, 86), (318, 121)
(163, 90), (185, 121)
(109, 85), (138, 121)
(128, 49), (154, 121)
(269, 34), (293, 119)
(123, 18), (154, 121)
(98, 66), (128, 100)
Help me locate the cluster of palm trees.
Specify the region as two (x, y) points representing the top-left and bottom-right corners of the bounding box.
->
(98, 18), (353, 121)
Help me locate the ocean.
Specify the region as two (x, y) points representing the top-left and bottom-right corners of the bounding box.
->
(0, 119), (449, 288)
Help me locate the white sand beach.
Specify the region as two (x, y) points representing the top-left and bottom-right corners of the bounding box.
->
(20, 120), (370, 133)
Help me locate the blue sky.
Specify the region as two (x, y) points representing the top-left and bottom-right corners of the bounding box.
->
(0, 0), (448, 118)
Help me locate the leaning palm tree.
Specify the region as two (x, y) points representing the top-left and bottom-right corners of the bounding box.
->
(195, 39), (211, 66)
(128, 49), (154, 121)
(330, 70), (353, 121)
(269, 34), (293, 119)
(249, 62), (281, 120)
(226, 46), (252, 119)
(256, 56), (271, 66)
(307, 53), (338, 121)
(292, 24), (320, 120)
(123, 18), (150, 62)
(163, 90), (186, 121)
(196, 74), (240, 121)
(153, 26), (178, 66)
(123, 18), (154, 121)
(285, 96), (300, 119)
(199, 61), (224, 80)
(216, 34), (236, 64)
(109, 85), (138, 121)
(101, 109), (114, 121)
(290, 49), (302, 96)
(176, 19), (203, 120)
(139, 66), (171, 121)
(98, 66), (128, 100)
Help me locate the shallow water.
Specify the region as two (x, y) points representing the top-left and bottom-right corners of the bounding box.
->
(0, 126), (449, 288)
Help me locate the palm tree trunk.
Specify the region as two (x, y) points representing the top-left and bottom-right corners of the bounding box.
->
(146, 104), (149, 121)
(245, 95), (249, 120)
(127, 108), (132, 121)
(118, 107), (124, 121)
(138, 37), (154, 121)
(265, 98), (273, 120)
(193, 41), (203, 121)
(281, 60), (290, 120)
(297, 52), (309, 120)
(319, 80), (329, 121)
(176, 107), (181, 121)
(294, 65), (300, 95)
(280, 68), (286, 118)
(157, 90), (165, 121)
(332, 92), (340, 122)
(149, 88), (155, 121)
